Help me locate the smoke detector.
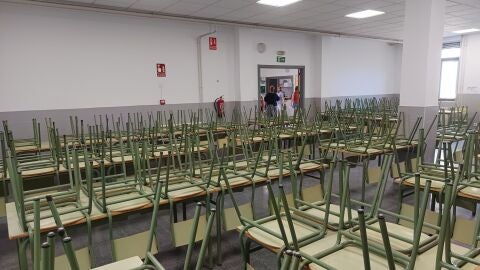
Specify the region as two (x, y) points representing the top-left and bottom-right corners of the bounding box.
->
(257, 43), (266, 53)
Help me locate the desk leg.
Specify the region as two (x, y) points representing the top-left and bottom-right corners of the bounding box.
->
(173, 203), (178, 223)
(17, 238), (29, 270)
(216, 192), (224, 265)
(361, 158), (367, 202)
(182, 202), (187, 221)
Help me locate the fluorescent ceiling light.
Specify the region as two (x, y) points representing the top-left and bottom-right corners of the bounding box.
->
(453, 28), (480, 34)
(346, 9), (385, 19)
(256, 0), (302, 7)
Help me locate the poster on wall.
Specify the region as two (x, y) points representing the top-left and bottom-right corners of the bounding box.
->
(209, 37), (217, 50)
(157, 63), (166, 77)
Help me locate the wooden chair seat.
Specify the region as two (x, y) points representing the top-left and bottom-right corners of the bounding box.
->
(384, 143), (411, 150)
(21, 166), (56, 177)
(404, 176), (445, 192)
(19, 159), (53, 166)
(251, 174), (268, 183)
(414, 242), (480, 269)
(238, 216), (319, 253)
(60, 160), (100, 171)
(351, 221), (432, 253)
(321, 142), (345, 148)
(92, 180), (134, 189)
(299, 162), (323, 172)
(459, 186), (480, 200)
(304, 238), (403, 270)
(228, 160), (249, 169)
(219, 174), (251, 188)
(153, 150), (170, 157)
(295, 204), (358, 227)
(262, 155), (277, 162)
(215, 126), (227, 132)
(299, 231), (337, 255)
(84, 138), (118, 145)
(256, 167), (289, 178)
(15, 145), (38, 152)
(105, 192), (152, 214)
(184, 146), (207, 152)
(348, 146), (384, 155)
(236, 137), (263, 144)
(165, 182), (206, 201)
(279, 134), (293, 139)
(111, 155), (133, 163)
(26, 203), (86, 231)
(193, 167), (220, 177)
(155, 144), (178, 151)
(439, 134), (464, 140)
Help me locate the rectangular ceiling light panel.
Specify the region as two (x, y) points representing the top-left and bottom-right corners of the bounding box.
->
(346, 9), (385, 19)
(257, 0), (302, 7)
(453, 28), (479, 34)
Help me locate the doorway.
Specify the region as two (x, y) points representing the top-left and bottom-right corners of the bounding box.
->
(258, 65), (305, 116)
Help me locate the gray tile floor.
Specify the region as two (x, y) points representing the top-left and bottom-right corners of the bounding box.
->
(0, 163), (473, 270)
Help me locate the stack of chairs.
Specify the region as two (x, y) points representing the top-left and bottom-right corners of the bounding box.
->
(5, 143), (94, 268)
(3, 119), (59, 182)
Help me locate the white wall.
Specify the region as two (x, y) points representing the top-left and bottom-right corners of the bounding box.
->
(0, 2), (236, 111)
(321, 36), (402, 98)
(459, 33), (480, 94)
(0, 2), (402, 112)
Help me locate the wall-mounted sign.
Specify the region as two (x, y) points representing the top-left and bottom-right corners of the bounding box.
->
(276, 56), (286, 63)
(159, 99), (166, 105)
(209, 37), (217, 50)
(156, 63), (166, 77)
(260, 86), (266, 94)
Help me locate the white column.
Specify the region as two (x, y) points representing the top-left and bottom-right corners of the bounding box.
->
(399, 0), (445, 160)
(400, 0), (445, 107)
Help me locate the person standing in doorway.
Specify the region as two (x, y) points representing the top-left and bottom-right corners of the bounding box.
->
(277, 86), (285, 113)
(264, 85), (279, 117)
(259, 94), (266, 112)
(292, 86), (300, 110)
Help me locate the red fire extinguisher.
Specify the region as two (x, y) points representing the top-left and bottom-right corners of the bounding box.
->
(214, 96), (225, 118)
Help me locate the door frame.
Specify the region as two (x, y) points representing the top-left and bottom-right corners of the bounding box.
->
(258, 65), (306, 109)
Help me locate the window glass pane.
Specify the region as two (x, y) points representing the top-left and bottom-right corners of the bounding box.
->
(441, 48), (460, 59)
(439, 60), (458, 99)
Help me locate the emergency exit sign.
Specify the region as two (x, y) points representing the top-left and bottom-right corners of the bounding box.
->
(276, 56), (285, 63)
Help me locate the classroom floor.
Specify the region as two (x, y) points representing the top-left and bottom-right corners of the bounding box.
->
(0, 164), (471, 270)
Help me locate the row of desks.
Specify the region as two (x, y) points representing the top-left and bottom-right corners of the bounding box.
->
(1, 128), (334, 181)
(6, 160), (328, 240)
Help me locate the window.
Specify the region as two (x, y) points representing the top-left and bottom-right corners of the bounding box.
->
(439, 43), (460, 100)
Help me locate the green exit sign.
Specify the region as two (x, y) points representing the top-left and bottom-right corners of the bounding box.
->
(276, 56), (286, 63)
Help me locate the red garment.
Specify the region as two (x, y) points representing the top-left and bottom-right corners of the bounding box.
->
(292, 91), (300, 104)
(216, 98), (225, 117)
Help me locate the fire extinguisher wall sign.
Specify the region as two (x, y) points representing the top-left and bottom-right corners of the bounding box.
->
(156, 63), (166, 77)
(209, 37), (217, 50)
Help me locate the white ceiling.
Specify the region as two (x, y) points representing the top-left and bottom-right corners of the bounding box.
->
(35, 0), (480, 40)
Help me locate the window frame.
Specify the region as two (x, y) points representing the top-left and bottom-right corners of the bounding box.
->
(438, 46), (461, 101)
